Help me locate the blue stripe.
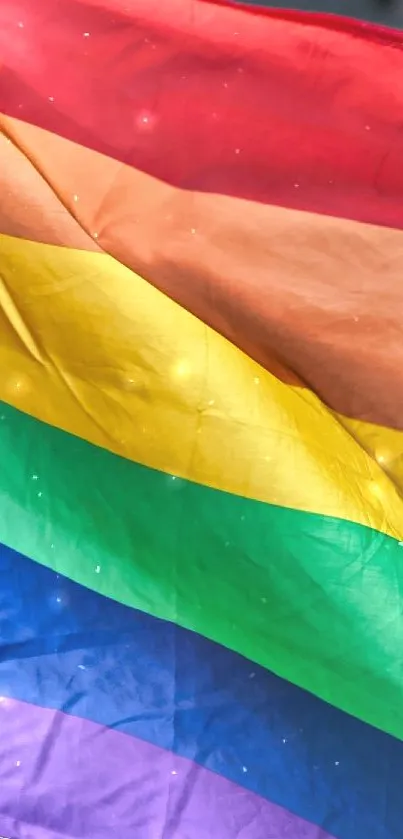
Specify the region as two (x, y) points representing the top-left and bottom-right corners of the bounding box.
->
(0, 542), (402, 839)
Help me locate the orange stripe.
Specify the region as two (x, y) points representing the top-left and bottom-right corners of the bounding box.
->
(0, 130), (99, 252)
(2, 115), (403, 430)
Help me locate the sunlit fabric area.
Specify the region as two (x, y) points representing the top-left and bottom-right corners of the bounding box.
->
(0, 1), (403, 838)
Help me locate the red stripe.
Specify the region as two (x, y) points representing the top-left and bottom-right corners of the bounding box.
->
(1, 0), (403, 229)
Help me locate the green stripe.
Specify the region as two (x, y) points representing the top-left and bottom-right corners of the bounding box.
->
(1, 400), (402, 738)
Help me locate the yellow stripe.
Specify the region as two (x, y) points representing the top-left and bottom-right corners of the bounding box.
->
(1, 233), (402, 539)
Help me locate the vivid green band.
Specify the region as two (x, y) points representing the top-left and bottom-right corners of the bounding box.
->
(1, 400), (402, 740)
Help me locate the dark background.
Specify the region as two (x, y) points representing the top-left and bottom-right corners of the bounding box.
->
(237, 0), (403, 27)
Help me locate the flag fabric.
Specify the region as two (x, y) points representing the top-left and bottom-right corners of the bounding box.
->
(0, 1), (403, 837)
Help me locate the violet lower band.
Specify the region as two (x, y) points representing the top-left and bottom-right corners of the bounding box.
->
(0, 697), (333, 839)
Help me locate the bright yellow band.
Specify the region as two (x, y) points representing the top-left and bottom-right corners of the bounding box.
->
(1, 233), (402, 539)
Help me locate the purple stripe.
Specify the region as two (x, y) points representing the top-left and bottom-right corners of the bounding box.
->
(0, 697), (333, 839)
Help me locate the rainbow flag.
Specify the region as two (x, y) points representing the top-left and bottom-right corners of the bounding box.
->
(1, 0), (403, 836)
